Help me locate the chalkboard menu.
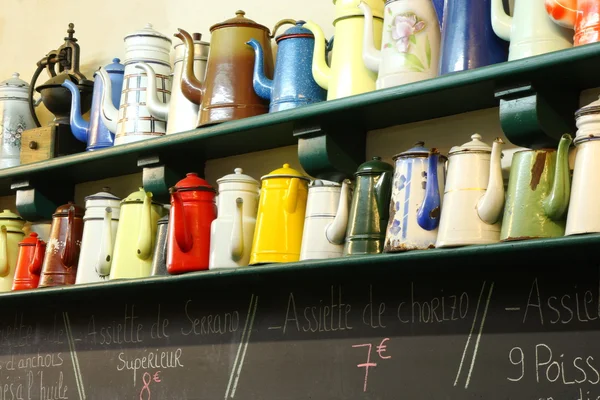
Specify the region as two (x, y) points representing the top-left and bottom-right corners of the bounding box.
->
(0, 245), (597, 400)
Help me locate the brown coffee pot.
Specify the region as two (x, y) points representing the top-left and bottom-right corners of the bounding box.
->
(177, 10), (274, 127)
(38, 202), (84, 287)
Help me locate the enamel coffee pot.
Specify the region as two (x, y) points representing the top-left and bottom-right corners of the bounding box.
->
(135, 33), (210, 134)
(0, 73), (36, 168)
(436, 134), (505, 247)
(38, 202), (85, 287)
(304, 0), (384, 100)
(12, 232), (46, 291)
(344, 157), (394, 255)
(299, 179), (351, 260)
(209, 168), (260, 269)
(109, 188), (165, 279)
(249, 163), (310, 264)
(97, 24), (172, 145)
(168, 173), (217, 274)
(566, 96), (600, 235)
(358, 0), (440, 89)
(0, 210), (26, 291)
(546, 0), (600, 46)
(75, 188), (121, 284)
(63, 58), (124, 150)
(177, 11), (274, 126)
(247, 20), (327, 112)
(384, 143), (446, 252)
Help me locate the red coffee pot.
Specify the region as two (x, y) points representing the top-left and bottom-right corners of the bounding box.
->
(12, 233), (46, 291)
(167, 173), (216, 274)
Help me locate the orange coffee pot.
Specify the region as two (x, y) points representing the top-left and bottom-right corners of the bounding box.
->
(12, 232), (46, 291)
(167, 173), (217, 274)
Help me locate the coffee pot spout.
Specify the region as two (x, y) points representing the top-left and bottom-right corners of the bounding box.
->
(303, 21), (332, 90)
(97, 67), (119, 133)
(247, 39), (274, 101)
(326, 180), (350, 245)
(175, 28), (204, 105)
(134, 62), (169, 120)
(230, 198), (244, 261)
(358, 2), (382, 73)
(543, 134), (573, 221)
(61, 79), (90, 143)
(477, 138), (505, 225)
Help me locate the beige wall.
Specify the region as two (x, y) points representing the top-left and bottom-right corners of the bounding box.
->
(0, 0), (588, 211)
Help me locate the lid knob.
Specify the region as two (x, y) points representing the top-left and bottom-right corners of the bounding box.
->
(186, 172), (198, 177)
(3, 209), (9, 213)
(145, 23), (153, 29)
(234, 168), (243, 174)
(112, 58), (120, 63)
(283, 163), (290, 168)
(471, 133), (483, 141)
(11, 73), (19, 79)
(102, 186), (111, 192)
(296, 20), (306, 26)
(193, 33), (202, 41)
(313, 179), (323, 186)
(372, 156), (381, 161)
(235, 10), (246, 17)
(414, 141), (425, 147)
(30, 232), (38, 238)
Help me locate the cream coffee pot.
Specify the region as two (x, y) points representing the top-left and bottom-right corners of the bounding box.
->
(75, 188), (121, 284)
(566, 96), (600, 235)
(0, 210), (25, 292)
(436, 134), (505, 247)
(0, 73), (36, 168)
(300, 179), (350, 260)
(135, 33), (209, 135)
(98, 24), (172, 145)
(209, 168), (260, 269)
(108, 188), (165, 279)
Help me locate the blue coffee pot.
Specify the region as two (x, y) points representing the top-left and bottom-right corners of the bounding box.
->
(247, 20), (326, 113)
(62, 58), (124, 151)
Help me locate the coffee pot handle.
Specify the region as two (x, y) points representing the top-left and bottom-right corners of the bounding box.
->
(0, 226), (8, 277)
(61, 206), (76, 268)
(270, 19), (297, 38)
(29, 239), (46, 275)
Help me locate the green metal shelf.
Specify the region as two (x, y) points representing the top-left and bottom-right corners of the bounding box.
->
(3, 233), (599, 303)
(1, 43), (600, 196)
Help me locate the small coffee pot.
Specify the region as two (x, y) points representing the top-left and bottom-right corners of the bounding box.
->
(300, 179), (350, 260)
(250, 163), (310, 264)
(384, 143), (446, 252)
(75, 188), (121, 284)
(177, 11), (274, 126)
(0, 73), (37, 168)
(344, 157), (394, 255)
(109, 188), (165, 279)
(38, 202), (85, 287)
(0, 210), (26, 291)
(248, 20), (326, 112)
(168, 173), (217, 274)
(436, 134), (505, 247)
(12, 232), (46, 291)
(63, 58), (124, 151)
(209, 168), (260, 269)
(135, 33), (210, 135)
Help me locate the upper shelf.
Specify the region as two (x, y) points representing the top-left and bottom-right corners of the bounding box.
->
(1, 42), (600, 196)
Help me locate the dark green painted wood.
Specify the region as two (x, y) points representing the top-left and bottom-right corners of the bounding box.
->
(3, 233), (599, 301)
(1, 43), (600, 196)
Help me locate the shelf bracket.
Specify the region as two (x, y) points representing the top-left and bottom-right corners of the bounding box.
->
(495, 83), (578, 149)
(11, 179), (74, 221)
(294, 122), (366, 182)
(138, 154), (204, 204)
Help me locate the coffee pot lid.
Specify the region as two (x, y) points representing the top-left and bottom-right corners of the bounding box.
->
(104, 58), (125, 74)
(20, 232), (44, 246)
(210, 10), (270, 33)
(393, 141), (430, 159)
(53, 202), (85, 217)
(0, 209), (24, 222)
(449, 133), (492, 154)
(217, 168), (259, 186)
(122, 187), (162, 205)
(173, 173), (215, 192)
(125, 23), (172, 43)
(575, 95), (600, 119)
(262, 163), (310, 180)
(310, 179), (341, 187)
(356, 156), (394, 175)
(85, 187), (121, 202)
(276, 21), (313, 42)
(334, 0), (384, 19)
(0, 73), (29, 92)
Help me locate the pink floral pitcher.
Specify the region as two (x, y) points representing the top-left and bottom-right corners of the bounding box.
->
(546, 0), (600, 45)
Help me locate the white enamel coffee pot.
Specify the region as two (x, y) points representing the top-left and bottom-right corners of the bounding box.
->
(209, 168), (260, 269)
(436, 134), (505, 247)
(75, 188), (121, 284)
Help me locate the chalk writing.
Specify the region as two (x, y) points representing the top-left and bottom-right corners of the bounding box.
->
(138, 371), (161, 400)
(117, 349), (183, 385)
(352, 338), (392, 392)
(181, 300), (239, 336)
(397, 282), (470, 324)
(86, 304), (143, 345)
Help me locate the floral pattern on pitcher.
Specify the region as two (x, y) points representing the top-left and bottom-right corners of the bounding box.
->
(383, 8), (433, 73)
(0, 115), (26, 149)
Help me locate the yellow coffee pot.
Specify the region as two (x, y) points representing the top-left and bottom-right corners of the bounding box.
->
(304, 0), (384, 100)
(249, 164), (310, 265)
(108, 188), (166, 279)
(0, 210), (25, 292)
